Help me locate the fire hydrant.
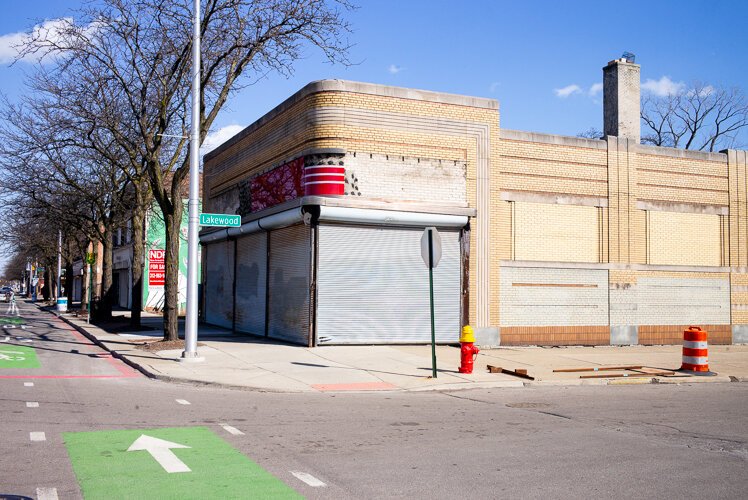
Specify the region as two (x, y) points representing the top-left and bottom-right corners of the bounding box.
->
(459, 325), (479, 374)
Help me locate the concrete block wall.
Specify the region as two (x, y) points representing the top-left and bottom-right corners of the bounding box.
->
(500, 267), (608, 327)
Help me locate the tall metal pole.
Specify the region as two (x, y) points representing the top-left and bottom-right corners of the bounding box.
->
(182, 0), (202, 360)
(57, 230), (62, 299)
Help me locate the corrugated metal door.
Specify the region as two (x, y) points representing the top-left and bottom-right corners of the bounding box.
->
(235, 232), (267, 336)
(204, 240), (235, 329)
(267, 225), (311, 345)
(316, 225), (461, 344)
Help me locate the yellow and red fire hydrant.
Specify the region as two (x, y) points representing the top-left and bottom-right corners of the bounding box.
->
(458, 325), (479, 374)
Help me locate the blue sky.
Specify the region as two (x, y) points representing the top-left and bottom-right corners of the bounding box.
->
(1, 0), (747, 149)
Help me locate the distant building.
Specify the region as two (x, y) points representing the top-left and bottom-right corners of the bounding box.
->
(199, 57), (748, 347)
(73, 200), (200, 314)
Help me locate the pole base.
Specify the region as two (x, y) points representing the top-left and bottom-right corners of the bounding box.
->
(179, 351), (205, 363)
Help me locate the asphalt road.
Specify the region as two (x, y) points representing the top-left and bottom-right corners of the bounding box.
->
(2, 304), (747, 499)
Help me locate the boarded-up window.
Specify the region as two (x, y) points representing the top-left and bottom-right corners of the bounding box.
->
(513, 202), (599, 263)
(648, 211), (721, 266)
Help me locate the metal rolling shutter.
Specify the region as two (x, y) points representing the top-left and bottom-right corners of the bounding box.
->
(234, 233), (267, 336)
(267, 225), (311, 345)
(316, 225), (461, 344)
(204, 240), (235, 329)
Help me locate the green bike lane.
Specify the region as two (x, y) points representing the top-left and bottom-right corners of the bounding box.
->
(64, 426), (300, 499)
(1, 303), (309, 499)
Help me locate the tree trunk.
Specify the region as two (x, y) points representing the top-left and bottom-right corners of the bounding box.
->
(95, 226), (114, 321)
(162, 204), (182, 341)
(130, 193), (148, 329)
(81, 252), (89, 312)
(65, 262), (73, 302)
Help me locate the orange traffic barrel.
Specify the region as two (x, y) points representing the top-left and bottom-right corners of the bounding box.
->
(680, 326), (716, 376)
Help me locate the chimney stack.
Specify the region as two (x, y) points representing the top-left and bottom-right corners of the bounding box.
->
(603, 54), (640, 143)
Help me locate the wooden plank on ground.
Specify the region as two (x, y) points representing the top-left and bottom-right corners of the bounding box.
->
(486, 365), (535, 380)
(553, 365), (643, 373)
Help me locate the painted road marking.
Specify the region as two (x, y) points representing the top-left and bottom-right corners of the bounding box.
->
(128, 435), (192, 473)
(291, 471), (327, 487)
(176, 399), (191, 405)
(24, 382), (34, 386)
(220, 424), (245, 436)
(0, 345), (40, 368)
(30, 432), (46, 441)
(64, 427), (301, 499)
(27, 401), (39, 408)
(36, 487), (59, 500)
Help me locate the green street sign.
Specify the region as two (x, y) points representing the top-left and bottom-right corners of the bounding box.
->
(199, 213), (241, 227)
(85, 252), (96, 264)
(64, 427), (300, 499)
(0, 345), (40, 369)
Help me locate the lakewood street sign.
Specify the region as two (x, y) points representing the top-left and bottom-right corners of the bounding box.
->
(199, 213), (241, 227)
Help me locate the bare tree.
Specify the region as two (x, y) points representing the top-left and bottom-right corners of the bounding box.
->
(21, 0), (353, 341)
(577, 127), (603, 140)
(641, 82), (748, 151)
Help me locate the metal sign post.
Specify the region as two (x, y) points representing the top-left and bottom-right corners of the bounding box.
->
(85, 252), (95, 324)
(421, 227), (442, 378)
(182, 0), (203, 362)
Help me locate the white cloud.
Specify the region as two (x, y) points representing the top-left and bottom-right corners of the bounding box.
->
(0, 18), (74, 64)
(201, 124), (245, 154)
(642, 76), (686, 97)
(387, 64), (404, 74)
(489, 81), (500, 93)
(588, 82), (603, 97)
(554, 84), (582, 98)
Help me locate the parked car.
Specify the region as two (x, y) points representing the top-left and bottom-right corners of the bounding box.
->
(1, 286), (13, 302)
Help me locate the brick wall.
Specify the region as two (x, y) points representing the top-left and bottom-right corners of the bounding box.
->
(512, 201), (600, 262)
(344, 152), (467, 203)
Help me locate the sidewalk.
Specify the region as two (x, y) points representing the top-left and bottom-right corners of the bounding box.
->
(50, 305), (748, 393)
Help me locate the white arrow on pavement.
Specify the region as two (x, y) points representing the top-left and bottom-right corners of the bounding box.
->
(127, 435), (192, 473)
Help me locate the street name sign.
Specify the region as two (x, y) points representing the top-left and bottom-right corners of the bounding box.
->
(199, 213), (240, 227)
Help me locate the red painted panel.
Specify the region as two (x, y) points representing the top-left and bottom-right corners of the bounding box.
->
(304, 165), (345, 196)
(250, 157), (305, 213)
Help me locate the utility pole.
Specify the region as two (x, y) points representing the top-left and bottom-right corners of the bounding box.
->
(182, 0), (203, 362)
(57, 230), (62, 299)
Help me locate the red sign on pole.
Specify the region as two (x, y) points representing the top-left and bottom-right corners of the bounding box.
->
(148, 249), (165, 287)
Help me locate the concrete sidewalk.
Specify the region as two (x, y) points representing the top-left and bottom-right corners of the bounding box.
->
(49, 305), (748, 393)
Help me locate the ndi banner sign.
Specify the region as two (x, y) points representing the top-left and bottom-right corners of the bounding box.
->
(199, 213), (240, 227)
(148, 249), (165, 287)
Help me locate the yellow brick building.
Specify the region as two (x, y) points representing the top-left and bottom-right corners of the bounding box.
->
(200, 62), (747, 347)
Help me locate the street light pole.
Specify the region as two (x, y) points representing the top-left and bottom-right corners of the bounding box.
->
(57, 230), (62, 299)
(182, 0), (202, 361)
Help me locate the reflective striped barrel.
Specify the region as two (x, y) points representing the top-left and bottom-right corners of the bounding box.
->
(680, 326), (709, 372)
(303, 165), (345, 196)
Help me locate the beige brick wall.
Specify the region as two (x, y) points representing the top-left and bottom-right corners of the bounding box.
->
(647, 211), (722, 266)
(512, 201), (600, 262)
(202, 80), (748, 344)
